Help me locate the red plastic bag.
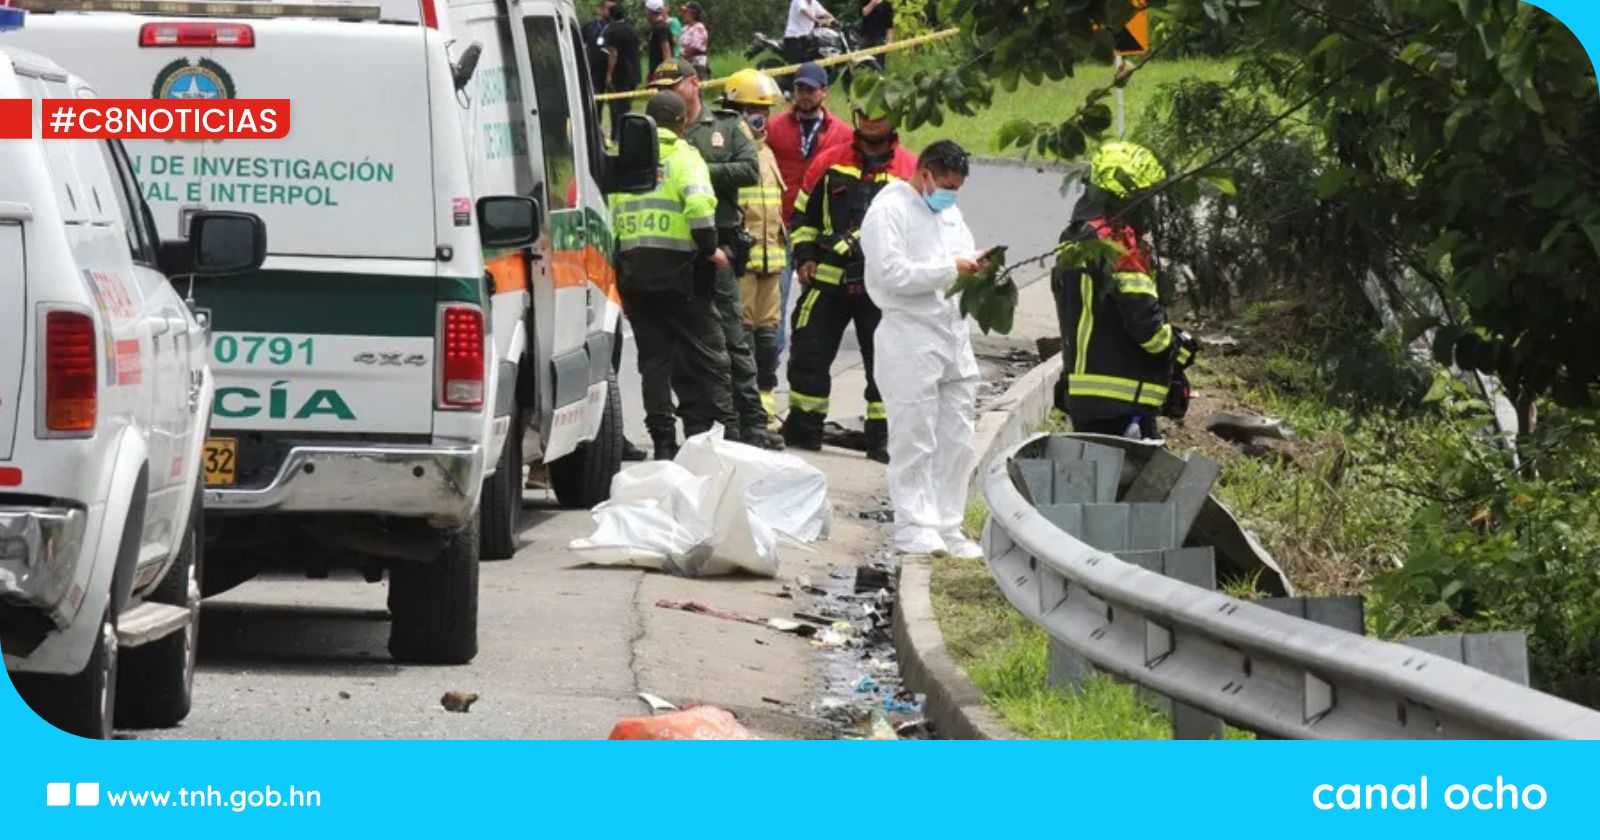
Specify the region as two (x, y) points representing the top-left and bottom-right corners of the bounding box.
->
(607, 706), (759, 740)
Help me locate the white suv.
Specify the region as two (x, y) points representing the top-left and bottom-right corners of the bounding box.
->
(0, 40), (265, 738)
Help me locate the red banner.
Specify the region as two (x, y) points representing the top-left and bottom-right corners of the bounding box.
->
(35, 99), (290, 140)
(0, 98), (29, 139)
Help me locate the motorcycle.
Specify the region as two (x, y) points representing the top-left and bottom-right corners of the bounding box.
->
(745, 20), (882, 97)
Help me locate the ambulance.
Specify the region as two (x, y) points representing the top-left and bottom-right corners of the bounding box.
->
(1, 21), (268, 736)
(5, 0), (657, 665)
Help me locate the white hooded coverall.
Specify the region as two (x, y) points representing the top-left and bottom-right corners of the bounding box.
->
(861, 179), (983, 556)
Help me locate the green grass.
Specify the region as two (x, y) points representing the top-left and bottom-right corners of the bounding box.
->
(931, 554), (1252, 739)
(901, 58), (1239, 159)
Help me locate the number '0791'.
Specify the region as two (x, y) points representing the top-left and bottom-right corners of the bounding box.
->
(213, 335), (315, 367)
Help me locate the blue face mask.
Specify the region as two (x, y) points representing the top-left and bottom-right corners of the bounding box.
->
(924, 187), (958, 213)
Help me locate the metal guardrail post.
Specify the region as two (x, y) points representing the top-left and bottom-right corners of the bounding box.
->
(982, 433), (1600, 739)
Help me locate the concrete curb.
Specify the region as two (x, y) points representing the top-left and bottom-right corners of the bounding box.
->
(893, 354), (1064, 740)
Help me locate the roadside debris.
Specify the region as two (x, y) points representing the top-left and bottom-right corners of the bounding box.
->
(337, 691), (351, 700)
(570, 427), (831, 578)
(440, 691), (479, 713)
(1206, 411), (1297, 443)
(608, 706), (759, 740)
(767, 618), (817, 637)
(655, 599), (767, 627)
(1197, 333), (1242, 354)
(638, 692), (679, 713)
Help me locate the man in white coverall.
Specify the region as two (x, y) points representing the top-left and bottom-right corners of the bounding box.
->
(861, 140), (993, 557)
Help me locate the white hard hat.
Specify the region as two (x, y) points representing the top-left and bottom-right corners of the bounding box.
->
(644, 0), (665, 11)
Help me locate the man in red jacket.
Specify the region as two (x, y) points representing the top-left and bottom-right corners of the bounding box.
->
(766, 61), (854, 353)
(782, 96), (917, 461)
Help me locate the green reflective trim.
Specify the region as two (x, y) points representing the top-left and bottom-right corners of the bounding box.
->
(1068, 373), (1168, 407)
(619, 236), (698, 252)
(1074, 273), (1094, 376)
(1114, 271), (1158, 297)
(866, 402), (887, 421)
(789, 391), (829, 414)
(1141, 323), (1173, 355)
(813, 264), (845, 285)
(797, 287), (821, 328)
(791, 226), (819, 244)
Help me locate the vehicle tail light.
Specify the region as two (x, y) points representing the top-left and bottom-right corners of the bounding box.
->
(437, 305), (484, 409)
(139, 21), (255, 47)
(0, 467), (21, 487)
(44, 310), (97, 435)
(419, 0), (438, 29)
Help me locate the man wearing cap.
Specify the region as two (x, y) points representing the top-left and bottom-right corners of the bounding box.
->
(610, 90), (738, 460)
(649, 58), (784, 450)
(782, 91), (917, 461)
(643, 0), (676, 69)
(766, 61), (854, 354)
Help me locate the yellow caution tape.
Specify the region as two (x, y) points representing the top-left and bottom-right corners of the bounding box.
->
(596, 27), (964, 102)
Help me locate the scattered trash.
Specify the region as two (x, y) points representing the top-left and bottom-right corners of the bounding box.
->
(1206, 412), (1297, 443)
(638, 692), (679, 713)
(855, 674), (880, 693)
(570, 426), (832, 578)
(793, 611), (836, 627)
(882, 696), (924, 715)
(337, 691), (351, 700)
(866, 710), (899, 740)
(440, 691), (479, 713)
(655, 599), (767, 626)
(855, 508), (894, 523)
(855, 564), (893, 593)
(815, 628), (851, 648)
(1197, 333), (1242, 354)
(608, 706), (759, 740)
(767, 618), (817, 637)
(894, 718), (929, 738)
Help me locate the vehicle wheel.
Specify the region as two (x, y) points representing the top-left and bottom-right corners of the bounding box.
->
(478, 407), (524, 561)
(548, 370), (623, 509)
(387, 519), (480, 665)
(116, 487), (203, 728)
(13, 609), (118, 739)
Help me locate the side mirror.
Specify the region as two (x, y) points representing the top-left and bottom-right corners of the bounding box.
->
(477, 196), (541, 248)
(189, 211), (267, 277)
(605, 113), (660, 194)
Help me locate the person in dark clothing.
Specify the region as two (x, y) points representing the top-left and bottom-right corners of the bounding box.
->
(644, 2), (676, 71)
(859, 0), (894, 65)
(602, 7), (641, 142)
(783, 97), (917, 461)
(1052, 141), (1195, 440)
(584, 0), (616, 89)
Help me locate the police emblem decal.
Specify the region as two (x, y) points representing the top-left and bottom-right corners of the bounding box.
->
(152, 58), (237, 100)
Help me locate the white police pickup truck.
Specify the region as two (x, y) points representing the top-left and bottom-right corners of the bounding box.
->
(4, 0), (657, 665)
(0, 27), (266, 738)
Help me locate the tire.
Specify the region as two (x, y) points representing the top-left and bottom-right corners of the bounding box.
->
(478, 407), (524, 561)
(13, 609), (118, 739)
(116, 487), (203, 729)
(387, 519), (480, 665)
(548, 370), (623, 509)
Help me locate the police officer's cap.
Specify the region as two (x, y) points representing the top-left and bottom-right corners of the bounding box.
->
(645, 90), (688, 127)
(648, 57), (698, 89)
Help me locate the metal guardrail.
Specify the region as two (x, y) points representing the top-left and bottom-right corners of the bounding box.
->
(980, 432), (1600, 739)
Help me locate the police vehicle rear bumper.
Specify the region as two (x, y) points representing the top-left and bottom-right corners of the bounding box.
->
(204, 444), (482, 528)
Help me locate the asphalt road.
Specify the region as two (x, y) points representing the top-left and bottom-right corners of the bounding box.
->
(138, 161), (1074, 741)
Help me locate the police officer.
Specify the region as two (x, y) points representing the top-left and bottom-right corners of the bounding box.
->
(783, 94), (916, 461)
(611, 90), (737, 460)
(1052, 141), (1195, 440)
(649, 57), (785, 450)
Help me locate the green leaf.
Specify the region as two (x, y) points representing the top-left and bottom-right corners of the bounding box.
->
(1583, 222), (1600, 259)
(1440, 580), (1466, 602)
(1312, 168), (1351, 199)
(1201, 167), (1236, 196)
(1426, 230), (1463, 268)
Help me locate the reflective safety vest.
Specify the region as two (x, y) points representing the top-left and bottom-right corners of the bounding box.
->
(610, 128), (718, 292)
(738, 142), (788, 275)
(1054, 218), (1178, 418)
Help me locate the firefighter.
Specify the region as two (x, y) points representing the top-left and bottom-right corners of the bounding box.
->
(649, 57), (785, 450)
(723, 68), (788, 426)
(611, 90), (737, 460)
(1052, 140), (1196, 440)
(782, 93), (916, 461)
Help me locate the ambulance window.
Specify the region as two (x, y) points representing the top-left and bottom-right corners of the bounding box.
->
(523, 15), (577, 210)
(19, 75), (86, 222)
(97, 141), (159, 265)
(568, 24), (606, 181)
